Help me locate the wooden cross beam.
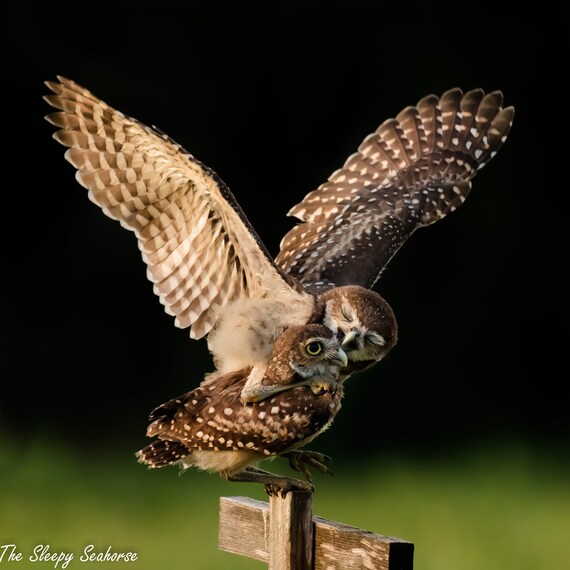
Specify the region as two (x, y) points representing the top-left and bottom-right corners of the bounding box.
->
(219, 491), (414, 570)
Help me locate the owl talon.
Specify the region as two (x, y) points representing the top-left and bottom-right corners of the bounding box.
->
(227, 466), (313, 495)
(283, 450), (334, 480)
(240, 380), (313, 403)
(264, 477), (314, 497)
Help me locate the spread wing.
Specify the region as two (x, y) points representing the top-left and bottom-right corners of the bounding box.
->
(276, 88), (514, 290)
(45, 76), (303, 339)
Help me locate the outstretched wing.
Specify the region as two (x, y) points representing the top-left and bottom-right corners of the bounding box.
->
(276, 88), (514, 290)
(45, 76), (302, 339)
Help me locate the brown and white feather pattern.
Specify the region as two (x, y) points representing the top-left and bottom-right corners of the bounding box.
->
(44, 76), (304, 340)
(136, 325), (344, 475)
(276, 88), (514, 290)
(138, 374), (342, 470)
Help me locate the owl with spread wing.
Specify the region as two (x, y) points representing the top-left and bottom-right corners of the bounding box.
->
(44, 77), (513, 401)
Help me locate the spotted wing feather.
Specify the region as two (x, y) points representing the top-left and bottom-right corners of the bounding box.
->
(45, 76), (301, 339)
(136, 439), (191, 468)
(276, 88), (514, 289)
(142, 370), (342, 457)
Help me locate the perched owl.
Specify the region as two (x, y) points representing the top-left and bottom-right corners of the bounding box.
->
(136, 325), (347, 494)
(44, 77), (513, 402)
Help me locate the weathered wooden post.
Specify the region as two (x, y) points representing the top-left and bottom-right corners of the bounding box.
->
(268, 490), (314, 569)
(219, 490), (414, 569)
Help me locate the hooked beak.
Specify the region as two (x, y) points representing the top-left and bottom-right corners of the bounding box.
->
(332, 347), (348, 368)
(341, 330), (360, 350)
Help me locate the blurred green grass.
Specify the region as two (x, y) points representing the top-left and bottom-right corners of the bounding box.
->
(1, 439), (568, 569)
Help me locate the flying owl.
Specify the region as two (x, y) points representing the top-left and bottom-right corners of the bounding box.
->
(136, 324), (347, 494)
(44, 77), (514, 401)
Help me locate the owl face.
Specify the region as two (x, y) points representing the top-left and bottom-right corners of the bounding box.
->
(321, 286), (398, 371)
(282, 324), (348, 379)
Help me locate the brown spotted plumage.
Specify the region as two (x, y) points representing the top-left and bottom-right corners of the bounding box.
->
(136, 325), (347, 493)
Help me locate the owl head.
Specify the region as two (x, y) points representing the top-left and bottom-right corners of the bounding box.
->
(318, 285), (398, 377)
(267, 323), (348, 383)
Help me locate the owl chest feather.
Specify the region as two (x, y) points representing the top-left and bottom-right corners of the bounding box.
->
(207, 295), (314, 373)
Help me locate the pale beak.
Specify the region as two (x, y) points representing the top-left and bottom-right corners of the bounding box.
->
(341, 330), (360, 350)
(332, 347), (348, 368)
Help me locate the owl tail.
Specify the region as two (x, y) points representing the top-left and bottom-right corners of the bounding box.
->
(136, 439), (191, 468)
(385, 88), (515, 226)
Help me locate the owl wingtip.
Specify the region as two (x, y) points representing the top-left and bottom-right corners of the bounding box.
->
(56, 74), (73, 84)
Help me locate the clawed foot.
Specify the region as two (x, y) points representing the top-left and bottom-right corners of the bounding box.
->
(225, 466), (314, 497)
(264, 477), (314, 498)
(282, 450), (334, 483)
(240, 380), (314, 403)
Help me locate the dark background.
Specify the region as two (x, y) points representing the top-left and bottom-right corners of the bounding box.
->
(1, 0), (567, 462)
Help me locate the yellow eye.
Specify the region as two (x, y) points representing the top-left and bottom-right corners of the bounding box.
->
(305, 341), (323, 356)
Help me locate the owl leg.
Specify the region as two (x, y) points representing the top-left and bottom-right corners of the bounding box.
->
(224, 466), (314, 496)
(241, 365), (273, 402)
(241, 363), (321, 403)
(240, 380), (315, 403)
(282, 450), (334, 482)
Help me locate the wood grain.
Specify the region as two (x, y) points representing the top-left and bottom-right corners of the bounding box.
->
(219, 494), (414, 569)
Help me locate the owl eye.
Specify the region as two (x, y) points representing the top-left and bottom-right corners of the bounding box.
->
(305, 341), (323, 356)
(340, 305), (354, 321)
(366, 332), (385, 347)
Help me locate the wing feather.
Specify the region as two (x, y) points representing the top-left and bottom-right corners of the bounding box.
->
(45, 76), (301, 339)
(277, 88), (514, 289)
